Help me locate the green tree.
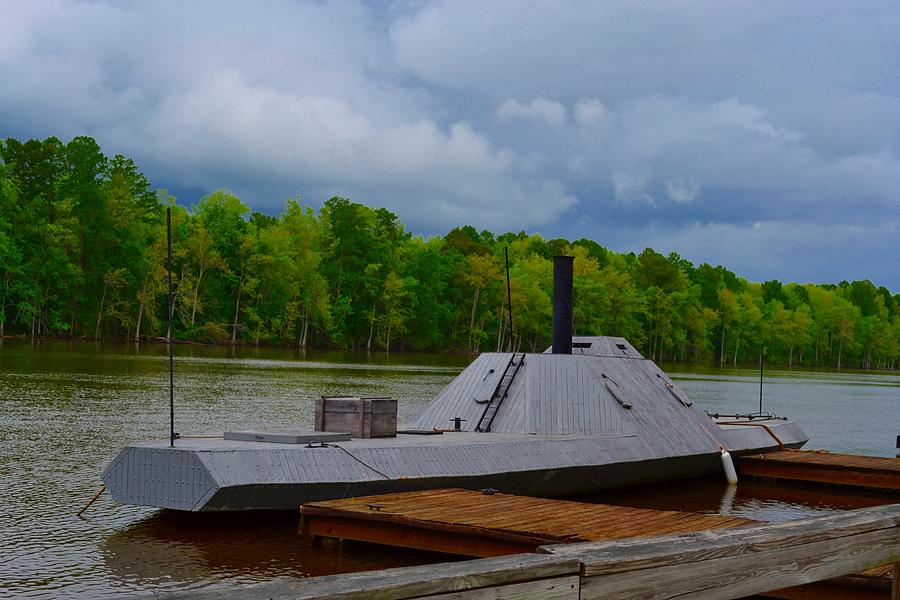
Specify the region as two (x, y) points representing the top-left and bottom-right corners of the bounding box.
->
(192, 190), (251, 343)
(508, 253), (551, 352)
(320, 197), (405, 348)
(718, 288), (739, 365)
(788, 305), (813, 366)
(463, 252), (503, 351)
(830, 297), (860, 369)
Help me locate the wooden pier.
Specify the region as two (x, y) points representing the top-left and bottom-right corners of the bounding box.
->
(542, 503), (900, 600)
(177, 502), (900, 600)
(299, 488), (754, 557)
(740, 450), (900, 491)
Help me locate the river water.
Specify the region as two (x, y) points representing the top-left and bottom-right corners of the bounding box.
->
(1, 340), (897, 598)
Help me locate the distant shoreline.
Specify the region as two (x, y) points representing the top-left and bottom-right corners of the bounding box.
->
(3, 334), (896, 373)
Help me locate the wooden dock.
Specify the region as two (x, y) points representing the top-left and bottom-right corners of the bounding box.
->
(299, 488), (755, 557)
(178, 503), (900, 600)
(740, 450), (900, 491)
(542, 503), (900, 600)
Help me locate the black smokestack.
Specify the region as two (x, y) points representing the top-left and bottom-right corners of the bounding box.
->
(552, 255), (574, 354)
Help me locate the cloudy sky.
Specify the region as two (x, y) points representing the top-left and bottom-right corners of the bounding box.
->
(2, 1), (899, 289)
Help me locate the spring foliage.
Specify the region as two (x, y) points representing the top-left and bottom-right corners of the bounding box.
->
(1, 136), (898, 368)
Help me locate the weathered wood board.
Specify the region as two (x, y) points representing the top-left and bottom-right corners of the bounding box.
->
(315, 396), (398, 438)
(740, 450), (900, 490)
(300, 488), (754, 557)
(542, 503), (900, 600)
(763, 564), (898, 600)
(424, 575), (579, 600)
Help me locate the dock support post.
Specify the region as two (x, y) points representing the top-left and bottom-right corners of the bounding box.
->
(891, 563), (899, 600)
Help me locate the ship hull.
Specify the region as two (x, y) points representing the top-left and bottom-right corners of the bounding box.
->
(102, 421), (807, 511)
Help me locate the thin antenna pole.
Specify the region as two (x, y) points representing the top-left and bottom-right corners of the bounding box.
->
(505, 247), (513, 352)
(167, 207), (175, 447)
(758, 344), (764, 415)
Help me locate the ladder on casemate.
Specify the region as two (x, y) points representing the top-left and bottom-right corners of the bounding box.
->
(475, 353), (525, 432)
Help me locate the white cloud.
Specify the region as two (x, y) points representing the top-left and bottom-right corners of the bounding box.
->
(611, 170), (655, 207)
(497, 98), (566, 127)
(705, 98), (802, 144)
(618, 96), (803, 162)
(664, 178), (700, 203)
(130, 70), (574, 229)
(401, 177), (577, 231)
(143, 70), (514, 179)
(574, 98), (615, 129)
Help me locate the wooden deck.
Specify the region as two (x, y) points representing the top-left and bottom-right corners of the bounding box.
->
(184, 503), (900, 600)
(299, 488), (754, 557)
(740, 450), (900, 491)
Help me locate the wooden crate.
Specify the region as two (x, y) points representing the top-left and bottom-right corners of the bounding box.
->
(314, 396), (397, 438)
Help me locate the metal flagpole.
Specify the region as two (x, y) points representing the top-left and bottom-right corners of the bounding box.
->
(758, 344), (764, 415)
(505, 247), (513, 352)
(167, 207), (175, 447)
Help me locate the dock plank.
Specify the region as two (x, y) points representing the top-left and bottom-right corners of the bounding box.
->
(426, 575), (579, 600)
(577, 528), (898, 600)
(553, 504), (900, 600)
(741, 450), (900, 490)
(541, 503), (900, 575)
(300, 488), (754, 557)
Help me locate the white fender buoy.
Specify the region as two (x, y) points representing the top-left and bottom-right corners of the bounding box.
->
(721, 449), (738, 485)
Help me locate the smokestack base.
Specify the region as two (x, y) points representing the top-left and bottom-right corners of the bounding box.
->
(552, 255), (574, 354)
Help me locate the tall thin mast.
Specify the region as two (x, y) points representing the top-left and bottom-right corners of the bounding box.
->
(167, 207), (175, 447)
(758, 344), (764, 415)
(505, 247), (513, 352)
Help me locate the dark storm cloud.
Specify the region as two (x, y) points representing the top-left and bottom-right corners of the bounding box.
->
(1, 1), (898, 287)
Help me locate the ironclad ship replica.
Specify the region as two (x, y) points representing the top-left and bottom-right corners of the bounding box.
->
(102, 256), (807, 511)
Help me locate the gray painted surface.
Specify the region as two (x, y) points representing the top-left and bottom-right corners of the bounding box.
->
(102, 336), (810, 511)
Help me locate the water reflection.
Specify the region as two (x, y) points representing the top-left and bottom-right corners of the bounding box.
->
(101, 510), (455, 595)
(584, 476), (895, 522)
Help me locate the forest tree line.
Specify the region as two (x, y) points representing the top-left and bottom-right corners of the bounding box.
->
(1, 136), (898, 369)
